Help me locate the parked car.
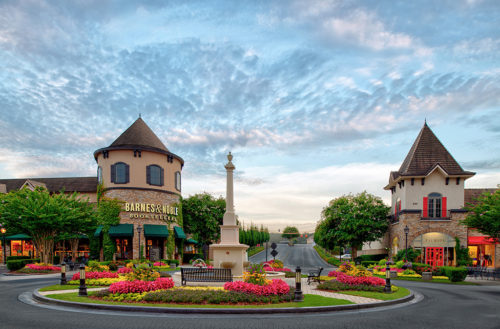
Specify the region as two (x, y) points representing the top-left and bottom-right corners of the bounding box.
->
(340, 254), (352, 260)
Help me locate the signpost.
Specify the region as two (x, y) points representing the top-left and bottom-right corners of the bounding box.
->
(270, 242), (278, 260)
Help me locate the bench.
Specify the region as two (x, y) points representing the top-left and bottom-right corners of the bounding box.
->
(181, 267), (232, 286)
(307, 267), (323, 285)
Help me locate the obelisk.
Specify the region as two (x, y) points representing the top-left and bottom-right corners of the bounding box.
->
(211, 152), (249, 276)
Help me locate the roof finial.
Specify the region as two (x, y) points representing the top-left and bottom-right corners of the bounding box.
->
(139, 113), (141, 118)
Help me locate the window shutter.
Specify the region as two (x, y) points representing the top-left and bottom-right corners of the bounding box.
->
(160, 167), (164, 186)
(125, 164), (130, 183)
(422, 197), (428, 218)
(111, 164), (116, 183)
(146, 166), (151, 185)
(394, 206), (397, 218)
(442, 197), (447, 218)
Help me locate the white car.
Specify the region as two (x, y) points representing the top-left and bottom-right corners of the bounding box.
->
(340, 254), (352, 260)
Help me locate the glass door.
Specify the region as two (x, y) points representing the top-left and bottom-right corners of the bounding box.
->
(426, 247), (444, 267)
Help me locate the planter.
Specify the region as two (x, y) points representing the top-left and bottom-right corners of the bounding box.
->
(390, 270), (398, 279)
(422, 272), (432, 281)
(220, 261), (236, 269)
(243, 261), (250, 268)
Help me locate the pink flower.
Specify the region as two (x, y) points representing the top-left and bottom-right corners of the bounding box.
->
(153, 262), (167, 266)
(333, 272), (385, 286)
(71, 271), (119, 281)
(224, 279), (290, 296)
(108, 278), (174, 294)
(26, 264), (60, 272)
(117, 267), (133, 274)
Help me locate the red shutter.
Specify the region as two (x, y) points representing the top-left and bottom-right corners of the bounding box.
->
(423, 197), (428, 217)
(442, 197), (447, 218)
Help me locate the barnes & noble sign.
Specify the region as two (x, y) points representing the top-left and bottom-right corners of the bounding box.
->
(125, 202), (178, 222)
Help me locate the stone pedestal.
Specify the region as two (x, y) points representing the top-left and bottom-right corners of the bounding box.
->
(390, 270), (398, 278)
(422, 272), (432, 280)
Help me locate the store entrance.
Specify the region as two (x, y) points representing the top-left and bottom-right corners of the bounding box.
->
(115, 238), (132, 260)
(426, 247), (444, 267)
(146, 238), (164, 261)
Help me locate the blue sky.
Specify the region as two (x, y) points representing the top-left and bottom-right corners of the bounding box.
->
(0, 0), (499, 231)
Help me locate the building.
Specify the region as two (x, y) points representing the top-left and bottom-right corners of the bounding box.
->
(376, 122), (498, 268)
(1, 117), (197, 262)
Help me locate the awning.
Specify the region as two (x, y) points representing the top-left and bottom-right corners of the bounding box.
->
(108, 224), (134, 238)
(468, 236), (498, 245)
(144, 224), (169, 238)
(186, 238), (198, 244)
(94, 225), (103, 237)
(174, 226), (186, 239)
(5, 234), (31, 240)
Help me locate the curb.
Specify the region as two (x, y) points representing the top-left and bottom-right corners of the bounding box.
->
(32, 289), (415, 314)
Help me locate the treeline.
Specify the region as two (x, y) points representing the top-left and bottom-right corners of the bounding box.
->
(239, 224), (270, 247)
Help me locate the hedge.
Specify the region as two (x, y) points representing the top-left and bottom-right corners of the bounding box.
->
(6, 256), (31, 261)
(355, 254), (388, 262)
(6, 258), (40, 271)
(442, 266), (468, 282)
(361, 261), (378, 267)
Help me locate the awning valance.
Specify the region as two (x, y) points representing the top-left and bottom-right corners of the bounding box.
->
(468, 236), (498, 245)
(174, 226), (186, 239)
(108, 224), (134, 238)
(94, 225), (103, 237)
(186, 238), (198, 244)
(144, 224), (169, 238)
(5, 234), (31, 240)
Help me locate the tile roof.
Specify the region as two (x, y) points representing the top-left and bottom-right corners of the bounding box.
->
(464, 188), (497, 206)
(0, 177), (98, 193)
(396, 123), (474, 178)
(110, 117), (168, 152)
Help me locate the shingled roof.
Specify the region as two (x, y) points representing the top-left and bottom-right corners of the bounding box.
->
(397, 123), (474, 178)
(110, 117), (169, 152)
(464, 188), (497, 206)
(0, 177), (98, 193)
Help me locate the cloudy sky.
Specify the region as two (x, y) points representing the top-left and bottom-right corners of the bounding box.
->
(1, 0), (499, 232)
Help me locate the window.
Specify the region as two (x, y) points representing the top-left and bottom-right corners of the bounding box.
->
(147, 165), (164, 186)
(97, 166), (103, 184)
(175, 171), (181, 191)
(424, 193), (447, 218)
(111, 162), (129, 184)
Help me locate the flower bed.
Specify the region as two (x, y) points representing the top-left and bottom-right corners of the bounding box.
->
(108, 277), (174, 294)
(25, 263), (60, 272)
(143, 289), (295, 304)
(117, 267), (133, 274)
(224, 279), (290, 296)
(68, 277), (122, 286)
(328, 271), (385, 286)
(71, 271), (119, 281)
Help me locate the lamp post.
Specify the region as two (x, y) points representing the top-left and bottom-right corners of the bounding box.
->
(384, 261), (392, 293)
(0, 227), (6, 265)
(294, 266), (304, 302)
(78, 263), (87, 297)
(137, 225), (142, 260)
(60, 262), (67, 285)
(404, 225), (410, 262)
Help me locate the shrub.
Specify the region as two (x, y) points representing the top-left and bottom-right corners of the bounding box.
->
(86, 260), (110, 272)
(125, 264), (160, 282)
(183, 253), (203, 264)
(224, 279), (290, 296)
(244, 263), (267, 285)
(108, 262), (118, 272)
(442, 266), (467, 282)
(6, 256), (31, 261)
(394, 248), (421, 262)
(108, 277), (174, 294)
(162, 259), (179, 266)
(378, 259), (387, 266)
(6, 258), (38, 271)
(361, 261), (378, 267)
(357, 254), (388, 262)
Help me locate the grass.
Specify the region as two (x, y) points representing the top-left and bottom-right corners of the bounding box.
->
(39, 284), (105, 292)
(45, 292), (353, 308)
(247, 246), (265, 257)
(313, 245), (341, 266)
(373, 274), (478, 285)
(334, 287), (411, 301)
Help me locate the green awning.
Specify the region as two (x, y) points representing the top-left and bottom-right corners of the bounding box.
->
(186, 238), (198, 244)
(174, 226), (186, 239)
(143, 224), (169, 238)
(94, 225), (103, 237)
(5, 234), (31, 240)
(108, 224), (134, 237)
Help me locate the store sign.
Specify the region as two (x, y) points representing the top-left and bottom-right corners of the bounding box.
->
(125, 202), (178, 223)
(412, 232), (454, 247)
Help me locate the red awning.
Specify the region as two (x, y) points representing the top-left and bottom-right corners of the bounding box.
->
(468, 236), (498, 245)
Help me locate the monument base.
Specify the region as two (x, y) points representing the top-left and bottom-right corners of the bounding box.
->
(211, 243), (249, 277)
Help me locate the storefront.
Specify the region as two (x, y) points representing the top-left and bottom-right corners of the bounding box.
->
(411, 232), (456, 267)
(5, 234), (37, 258)
(468, 236), (497, 268)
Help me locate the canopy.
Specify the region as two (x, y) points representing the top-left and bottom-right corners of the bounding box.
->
(143, 224), (169, 238)
(186, 238), (198, 244)
(108, 224), (134, 237)
(5, 234), (31, 240)
(468, 236), (498, 245)
(174, 226), (186, 239)
(94, 225), (103, 237)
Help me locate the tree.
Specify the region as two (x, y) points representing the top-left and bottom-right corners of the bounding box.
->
(317, 191), (390, 259)
(182, 193), (226, 246)
(0, 187), (95, 264)
(462, 189), (500, 240)
(282, 226), (299, 240)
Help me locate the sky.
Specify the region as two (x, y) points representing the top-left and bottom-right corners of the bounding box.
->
(0, 0), (499, 232)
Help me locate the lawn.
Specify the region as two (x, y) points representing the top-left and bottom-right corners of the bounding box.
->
(373, 274), (477, 285)
(334, 287), (411, 301)
(39, 284), (105, 292)
(45, 292), (353, 308)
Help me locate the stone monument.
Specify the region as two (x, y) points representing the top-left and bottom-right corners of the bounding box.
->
(211, 152), (249, 276)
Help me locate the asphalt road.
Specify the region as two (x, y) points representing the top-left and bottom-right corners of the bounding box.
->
(250, 242), (337, 274)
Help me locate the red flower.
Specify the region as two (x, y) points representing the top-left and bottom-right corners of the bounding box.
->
(71, 271), (119, 281)
(224, 279), (290, 296)
(108, 278), (175, 294)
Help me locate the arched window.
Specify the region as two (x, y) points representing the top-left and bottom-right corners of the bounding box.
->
(111, 162), (129, 184)
(147, 165), (164, 186)
(175, 171), (181, 192)
(97, 166), (103, 184)
(424, 192), (447, 218)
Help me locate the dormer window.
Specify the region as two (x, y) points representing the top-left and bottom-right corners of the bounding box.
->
(147, 165), (164, 186)
(111, 162), (129, 184)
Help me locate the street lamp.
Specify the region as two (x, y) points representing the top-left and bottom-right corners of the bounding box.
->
(404, 225), (410, 262)
(384, 261), (392, 293)
(137, 225), (142, 260)
(0, 227), (6, 265)
(78, 263), (87, 297)
(294, 266), (304, 302)
(60, 262), (67, 285)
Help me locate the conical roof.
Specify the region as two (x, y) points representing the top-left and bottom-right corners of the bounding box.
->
(397, 122), (473, 176)
(110, 118), (168, 152)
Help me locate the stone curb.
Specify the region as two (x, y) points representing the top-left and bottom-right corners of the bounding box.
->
(32, 289), (415, 314)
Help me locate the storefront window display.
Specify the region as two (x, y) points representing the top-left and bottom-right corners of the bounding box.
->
(10, 240), (35, 257)
(115, 238), (132, 260)
(468, 244), (495, 267)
